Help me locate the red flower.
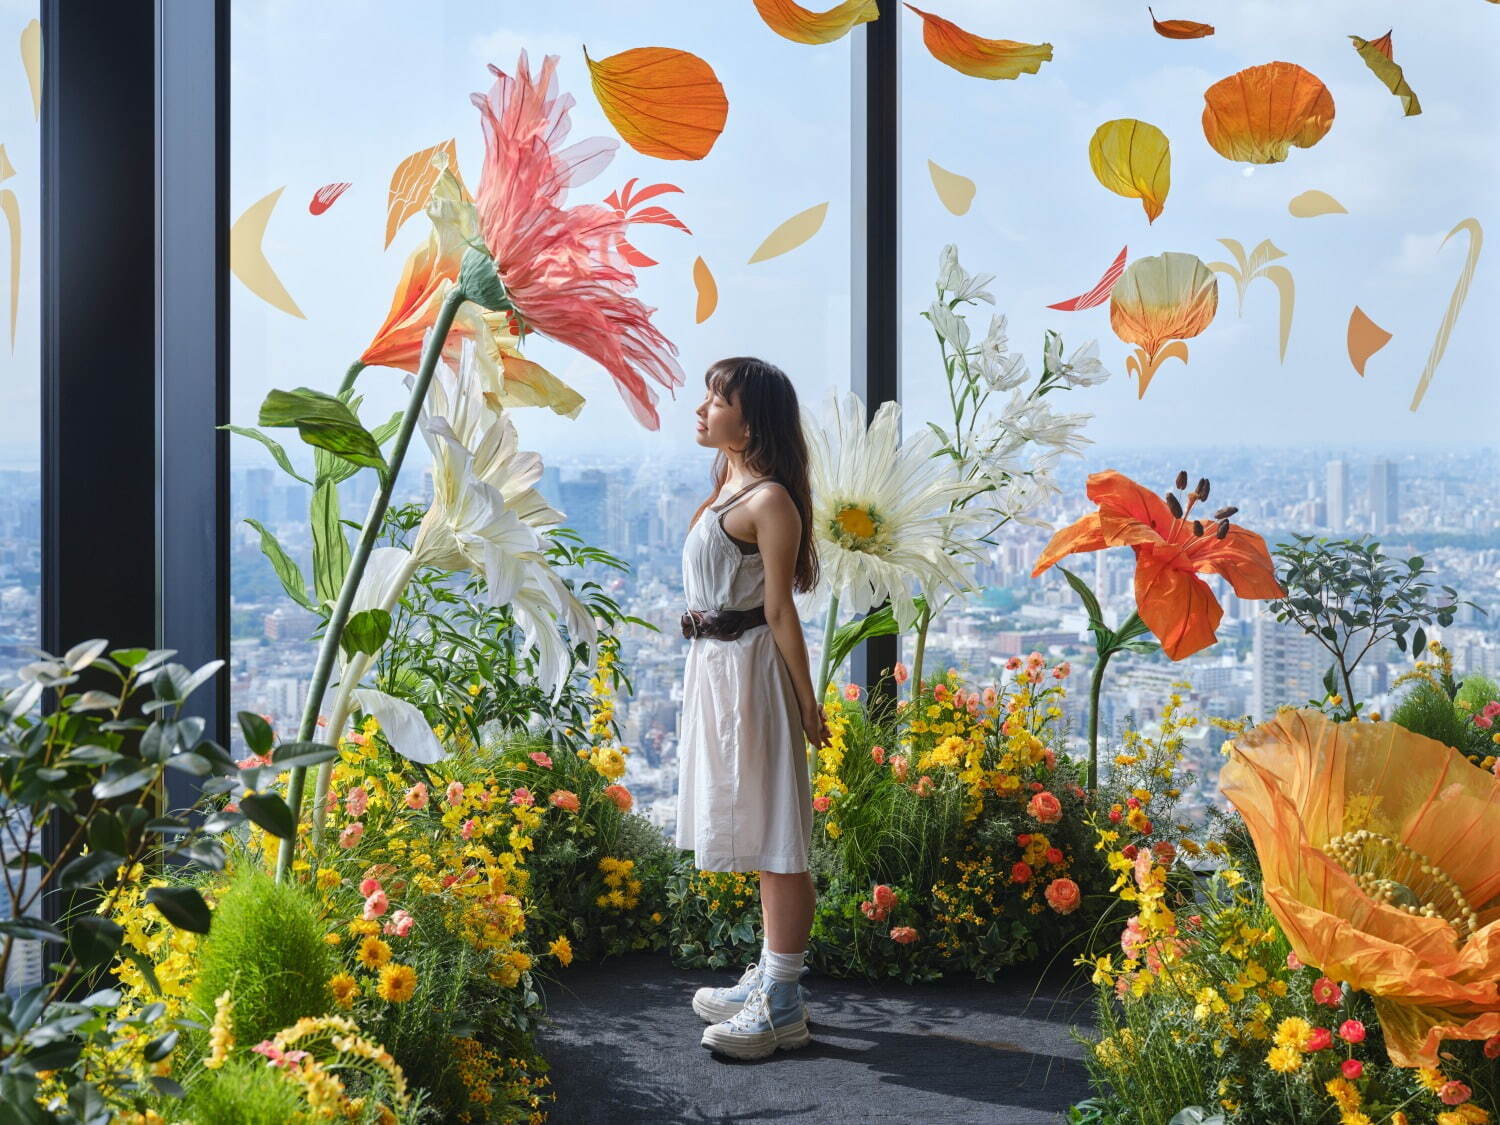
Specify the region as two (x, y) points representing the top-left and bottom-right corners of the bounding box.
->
(1010, 861), (1033, 884)
(889, 925), (920, 944)
(1027, 791), (1063, 824)
(1312, 976), (1342, 1006)
(1304, 1027), (1332, 1052)
(1045, 847), (1065, 866)
(1338, 1019), (1366, 1044)
(1044, 878), (1081, 915)
(1341, 1059), (1363, 1081)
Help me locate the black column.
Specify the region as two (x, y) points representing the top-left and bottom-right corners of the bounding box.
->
(849, 11), (899, 714)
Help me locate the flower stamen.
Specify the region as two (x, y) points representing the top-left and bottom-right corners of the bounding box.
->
(1322, 830), (1478, 941)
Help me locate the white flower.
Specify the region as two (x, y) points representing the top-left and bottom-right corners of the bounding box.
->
(1044, 332), (1111, 387)
(927, 301), (970, 351)
(978, 314), (1030, 391)
(937, 244), (995, 305)
(799, 388), (987, 632)
(995, 391), (1094, 458)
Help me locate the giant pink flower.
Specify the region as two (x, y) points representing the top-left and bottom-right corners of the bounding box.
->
(468, 52), (684, 430)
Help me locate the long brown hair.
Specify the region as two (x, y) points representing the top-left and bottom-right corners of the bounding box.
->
(690, 356), (820, 594)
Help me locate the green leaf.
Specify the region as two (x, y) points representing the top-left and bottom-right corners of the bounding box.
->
(144, 1029), (179, 1063)
(311, 481), (351, 608)
(369, 409), (404, 448)
(68, 915), (124, 969)
(237, 711), (275, 756)
(87, 811), (127, 858)
(146, 886), (212, 934)
(0, 917), (63, 943)
(239, 791), (295, 839)
(1412, 626), (1427, 656)
(93, 762), (157, 801)
(340, 609), (392, 660)
(269, 741), (340, 771)
(257, 387), (387, 474)
(1056, 566), (1106, 634)
(244, 518), (315, 611)
(61, 851), (123, 890)
(221, 425), (312, 485)
(824, 596), (929, 681)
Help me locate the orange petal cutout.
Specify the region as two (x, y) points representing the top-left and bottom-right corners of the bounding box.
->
(1202, 62), (1334, 164)
(385, 140), (460, 249)
(584, 46), (728, 161)
(1109, 251), (1218, 368)
(310, 182), (351, 216)
(692, 256), (718, 324)
(1148, 7), (1214, 39)
(904, 5), (1052, 80)
(1048, 246), (1128, 311)
(1351, 30), (1421, 116)
(753, 0), (879, 45)
(1347, 306), (1392, 376)
(1088, 119), (1171, 223)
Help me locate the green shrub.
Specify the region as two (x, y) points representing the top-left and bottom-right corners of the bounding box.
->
(190, 862), (337, 1047)
(182, 1058), (306, 1124)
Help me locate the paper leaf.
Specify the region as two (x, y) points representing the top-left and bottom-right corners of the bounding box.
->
(2, 189), (17, 350)
(753, 0), (879, 44)
(1088, 119), (1171, 223)
(605, 179), (690, 268)
(1202, 62), (1334, 164)
(309, 182), (351, 216)
(747, 202), (829, 264)
(229, 187), (306, 319)
(1288, 190), (1347, 218)
(385, 140), (460, 249)
(693, 256), (718, 323)
(1148, 7), (1214, 38)
(928, 160), (976, 215)
(21, 20), (41, 120)
(1261, 264), (1295, 362)
(352, 688), (448, 765)
(1351, 31), (1421, 117)
(1047, 246), (1128, 311)
(1347, 306), (1392, 376)
(585, 46), (728, 161)
(904, 4), (1052, 81)
(1410, 218), (1483, 412)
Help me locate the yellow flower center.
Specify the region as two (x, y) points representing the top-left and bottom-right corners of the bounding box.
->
(830, 503), (882, 551)
(1322, 830), (1477, 940)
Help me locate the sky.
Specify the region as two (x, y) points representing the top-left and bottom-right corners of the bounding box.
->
(2, 1), (1497, 475)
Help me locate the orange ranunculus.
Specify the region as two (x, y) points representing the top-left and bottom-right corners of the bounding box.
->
(1109, 252), (1218, 398)
(1030, 470), (1283, 660)
(1221, 711), (1500, 1067)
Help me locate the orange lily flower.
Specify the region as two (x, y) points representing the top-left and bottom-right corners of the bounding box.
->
(1031, 470), (1284, 660)
(1221, 711), (1500, 1067)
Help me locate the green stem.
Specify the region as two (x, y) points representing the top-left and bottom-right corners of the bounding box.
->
(1087, 647), (1113, 793)
(812, 592), (840, 784)
(275, 287), (466, 882)
(338, 360), (368, 397)
(911, 603), (930, 707)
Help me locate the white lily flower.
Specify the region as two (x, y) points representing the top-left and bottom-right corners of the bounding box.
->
(1044, 332), (1112, 387)
(978, 314), (1030, 391)
(937, 243), (995, 305)
(927, 301), (969, 351)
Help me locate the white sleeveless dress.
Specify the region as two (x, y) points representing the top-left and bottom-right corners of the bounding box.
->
(674, 479), (813, 874)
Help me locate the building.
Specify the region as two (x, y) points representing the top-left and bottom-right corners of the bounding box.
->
(1325, 459), (1349, 531)
(1252, 611), (1328, 720)
(1370, 459), (1399, 534)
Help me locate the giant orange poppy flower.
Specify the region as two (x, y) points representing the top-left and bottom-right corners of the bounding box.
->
(1221, 711), (1500, 1067)
(1031, 470), (1284, 660)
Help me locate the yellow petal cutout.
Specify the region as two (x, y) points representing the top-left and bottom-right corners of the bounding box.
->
(748, 202), (829, 264)
(1088, 119), (1170, 224)
(928, 160), (976, 215)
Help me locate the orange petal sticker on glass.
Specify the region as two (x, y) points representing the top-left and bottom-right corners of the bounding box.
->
(754, 0), (879, 44)
(230, 187), (306, 319)
(1410, 218), (1483, 412)
(605, 179), (691, 268)
(309, 182), (352, 216)
(1202, 62), (1334, 164)
(1148, 7), (1214, 39)
(1048, 246), (1128, 312)
(1109, 251), (1217, 399)
(1206, 238), (1295, 363)
(903, 5), (1052, 81)
(1288, 189), (1346, 218)
(21, 20), (41, 120)
(693, 256), (718, 324)
(1351, 30), (1421, 117)
(584, 47), (728, 161)
(748, 202), (829, 264)
(1088, 119), (1170, 224)
(928, 159), (976, 215)
(385, 140), (460, 249)
(1347, 306), (1391, 376)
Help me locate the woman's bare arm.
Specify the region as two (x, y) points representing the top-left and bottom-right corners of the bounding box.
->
(748, 485), (819, 721)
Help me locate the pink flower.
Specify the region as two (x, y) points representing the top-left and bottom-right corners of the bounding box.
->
(1011, 861), (1032, 884)
(603, 783), (633, 811)
(384, 909), (415, 938)
(252, 1040), (310, 1071)
(966, 697), (981, 716)
(359, 877), (382, 896)
(1305, 1027), (1332, 1052)
(446, 780), (465, 806)
(549, 789), (580, 812)
(892, 661), (909, 684)
(1025, 651), (1045, 670)
(1052, 661), (1072, 679)
(1312, 976), (1342, 1006)
(510, 786), (535, 807)
(362, 890), (389, 920)
(1151, 841), (1176, 868)
(528, 751), (554, 769)
(812, 795), (831, 813)
(236, 751), (272, 770)
(1044, 877), (1081, 914)
(1042, 748), (1057, 771)
(860, 899), (889, 922)
(1439, 1081), (1472, 1106)
(1027, 791), (1062, 824)
(339, 822), (364, 848)
(870, 745), (886, 766)
(981, 686), (998, 707)
(324, 788), (338, 813)
(469, 52), (684, 430)
(404, 782), (429, 810)
(933, 683), (950, 703)
(1484, 700), (1500, 719)
(1475, 715), (1493, 729)
(1340, 1059), (1363, 1081)
(1286, 952), (1303, 971)
(889, 926), (919, 944)
(1338, 1019), (1366, 1044)
(844, 682), (861, 701)
(461, 818), (479, 839)
(913, 775), (934, 798)
(1485, 1035), (1500, 1059)
(345, 786), (369, 818)
(872, 884), (898, 910)
(1133, 849), (1154, 889)
(1120, 916), (1146, 957)
(890, 754), (909, 782)
(1005, 656), (1022, 671)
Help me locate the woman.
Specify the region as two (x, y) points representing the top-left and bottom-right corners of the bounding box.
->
(674, 356), (831, 1060)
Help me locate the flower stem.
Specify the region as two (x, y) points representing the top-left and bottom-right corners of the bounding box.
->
(911, 602), (930, 708)
(1087, 647), (1113, 792)
(275, 287), (466, 883)
(338, 360), (368, 397)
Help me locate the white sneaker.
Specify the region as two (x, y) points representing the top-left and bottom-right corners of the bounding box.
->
(700, 980), (811, 1059)
(692, 961), (810, 1024)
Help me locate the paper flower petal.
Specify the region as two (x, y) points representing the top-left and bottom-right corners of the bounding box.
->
(904, 4), (1052, 80)
(230, 187), (305, 319)
(1089, 119), (1171, 223)
(1410, 218), (1483, 412)
(693, 256), (718, 323)
(1148, 7), (1214, 38)
(1047, 246), (1128, 311)
(1347, 306), (1392, 376)
(585, 46), (728, 161)
(1288, 189), (1347, 218)
(1351, 31), (1421, 116)
(1110, 252), (1218, 398)
(748, 202), (828, 263)
(352, 688), (448, 764)
(309, 182), (351, 216)
(753, 0), (879, 44)
(1202, 62), (1334, 164)
(928, 159), (976, 215)
(385, 139), (460, 249)
(21, 20), (41, 120)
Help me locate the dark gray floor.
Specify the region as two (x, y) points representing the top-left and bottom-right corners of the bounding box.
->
(532, 950), (1094, 1124)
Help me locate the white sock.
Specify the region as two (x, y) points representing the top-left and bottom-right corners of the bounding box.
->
(758, 936), (770, 968)
(762, 947), (804, 983)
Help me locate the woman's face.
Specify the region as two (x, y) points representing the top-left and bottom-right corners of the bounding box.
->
(694, 381), (747, 451)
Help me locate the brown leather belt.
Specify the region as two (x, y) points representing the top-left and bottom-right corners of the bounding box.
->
(681, 605), (768, 640)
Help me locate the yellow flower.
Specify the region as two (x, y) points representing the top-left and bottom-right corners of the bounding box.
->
(377, 963), (417, 1003)
(203, 989), (233, 1069)
(1265, 1045), (1302, 1073)
(1273, 1016), (1313, 1050)
(329, 972), (359, 1010)
(548, 935), (574, 967)
(357, 936), (392, 969)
